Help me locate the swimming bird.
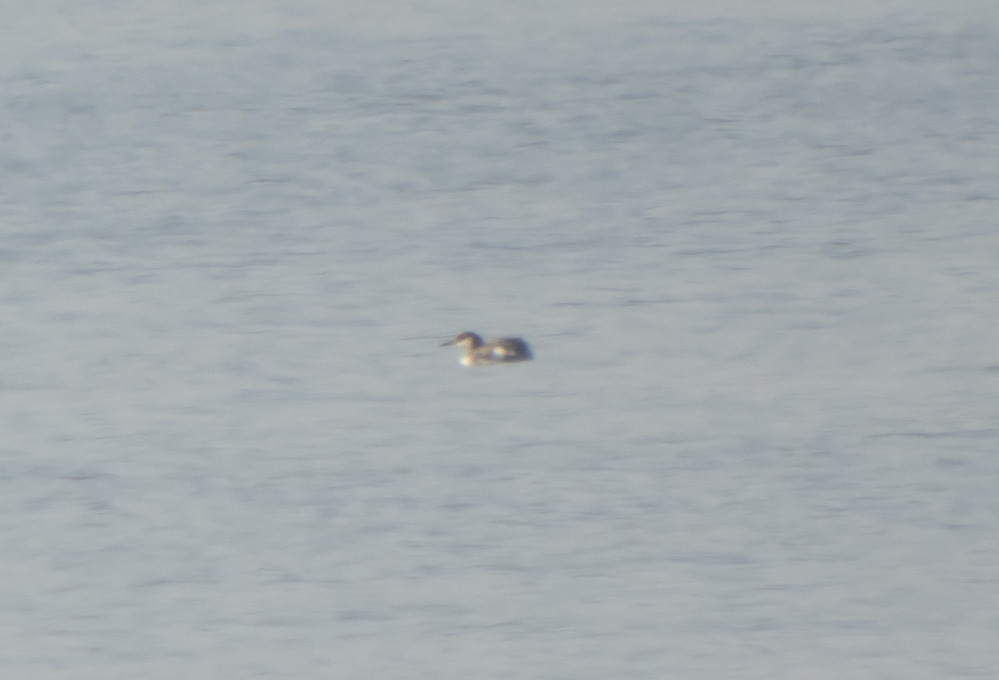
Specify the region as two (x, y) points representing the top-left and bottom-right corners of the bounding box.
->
(441, 332), (533, 366)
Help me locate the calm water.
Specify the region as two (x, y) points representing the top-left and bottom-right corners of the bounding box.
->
(2, 2), (998, 678)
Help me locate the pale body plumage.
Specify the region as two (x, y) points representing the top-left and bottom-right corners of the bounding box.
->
(441, 332), (534, 366)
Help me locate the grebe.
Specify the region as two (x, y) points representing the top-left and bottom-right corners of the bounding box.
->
(441, 332), (533, 366)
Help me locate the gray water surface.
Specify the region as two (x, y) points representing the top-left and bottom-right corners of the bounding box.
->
(2, 2), (998, 678)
